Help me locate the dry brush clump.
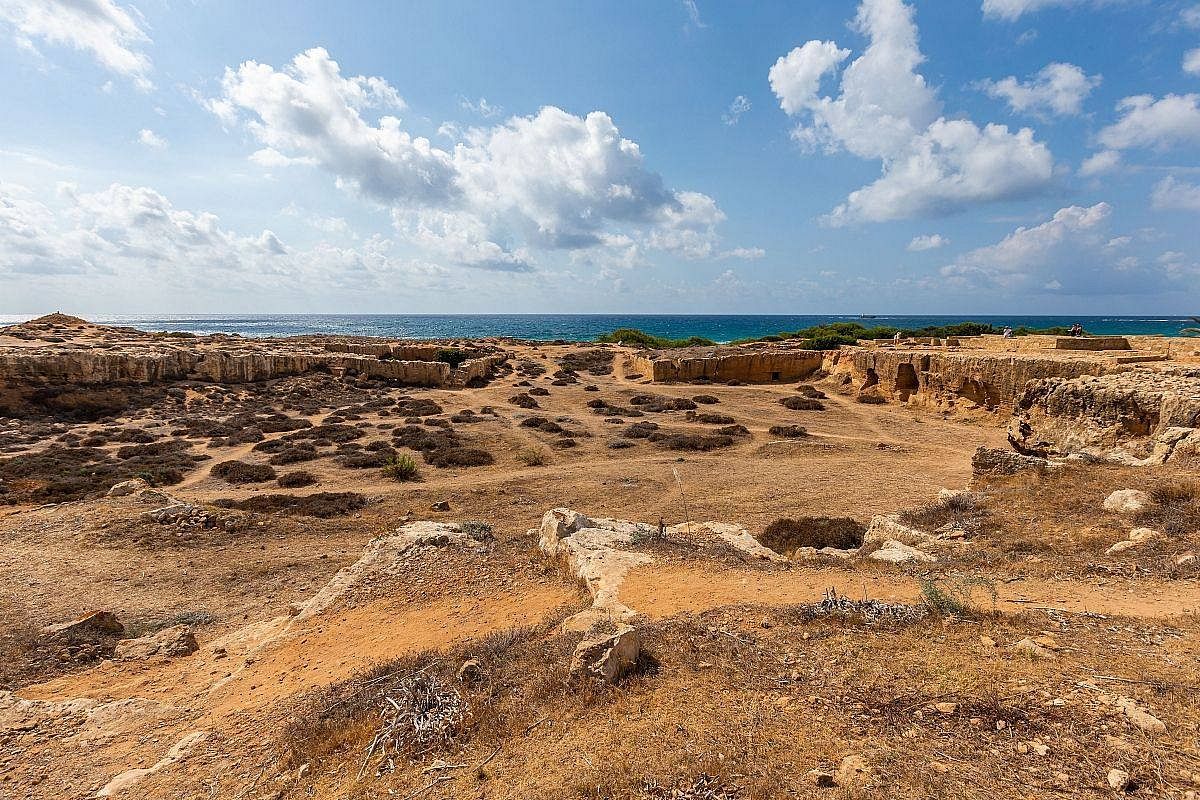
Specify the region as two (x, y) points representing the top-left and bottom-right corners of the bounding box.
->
(759, 517), (864, 553)
(1136, 480), (1200, 538)
(213, 491), (368, 518)
(209, 459), (277, 484)
(779, 396), (825, 411)
(767, 424), (807, 438)
(898, 491), (988, 533)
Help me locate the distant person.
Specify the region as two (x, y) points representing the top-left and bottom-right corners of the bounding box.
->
(892, 331), (902, 345)
(1070, 322), (1083, 337)
(1002, 326), (1014, 339)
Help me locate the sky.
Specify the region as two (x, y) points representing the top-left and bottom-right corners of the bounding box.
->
(0, 0), (1198, 315)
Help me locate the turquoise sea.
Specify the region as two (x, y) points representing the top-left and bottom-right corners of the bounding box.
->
(2, 314), (1196, 342)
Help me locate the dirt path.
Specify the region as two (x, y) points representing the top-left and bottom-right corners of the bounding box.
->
(622, 563), (1200, 620)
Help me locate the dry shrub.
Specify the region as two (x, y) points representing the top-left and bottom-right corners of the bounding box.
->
(382, 454), (420, 481)
(277, 470), (317, 488)
(856, 393), (888, 404)
(795, 384), (827, 399)
(210, 460), (277, 484)
(713, 425), (750, 437)
(214, 491), (368, 518)
(517, 448), (548, 466)
(692, 395), (720, 405)
(695, 413), (734, 425)
(759, 517), (864, 552)
(898, 492), (987, 532)
(779, 396), (825, 411)
(768, 424), (807, 438)
(648, 433), (734, 451)
(1137, 481), (1200, 537)
(508, 393), (539, 409)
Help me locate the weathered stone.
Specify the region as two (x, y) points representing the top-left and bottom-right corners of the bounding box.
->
(1117, 697), (1167, 733)
(972, 447), (1050, 476)
(868, 540), (937, 564)
(834, 754), (871, 788)
(43, 611), (124, 640)
(625, 347), (823, 384)
(1011, 637), (1056, 659)
(1103, 489), (1151, 514)
(106, 478), (149, 498)
(114, 625), (198, 660)
(1009, 366), (1200, 464)
(864, 515), (933, 547)
(570, 624), (640, 682)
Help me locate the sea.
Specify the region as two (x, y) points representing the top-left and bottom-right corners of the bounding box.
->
(1, 314), (1196, 343)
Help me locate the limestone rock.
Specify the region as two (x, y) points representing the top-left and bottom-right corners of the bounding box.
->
(1108, 769), (1131, 791)
(1011, 637), (1056, 659)
(1103, 489), (1151, 514)
(43, 611), (124, 640)
(570, 624), (640, 682)
(864, 515), (933, 547)
(835, 754), (871, 788)
(107, 478), (149, 498)
(868, 539), (937, 564)
(1117, 697), (1166, 733)
(972, 447), (1050, 476)
(114, 625), (198, 660)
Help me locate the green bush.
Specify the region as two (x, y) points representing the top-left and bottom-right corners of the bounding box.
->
(594, 328), (716, 348)
(435, 348), (469, 368)
(382, 454), (420, 482)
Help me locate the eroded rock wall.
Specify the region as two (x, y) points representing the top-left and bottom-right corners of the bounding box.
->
(628, 349), (824, 383)
(823, 348), (1113, 409)
(1008, 366), (1200, 465)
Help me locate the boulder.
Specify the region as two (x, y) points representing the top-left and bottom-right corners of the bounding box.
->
(570, 624), (640, 682)
(1103, 489), (1150, 514)
(1106, 527), (1160, 556)
(107, 478), (149, 497)
(114, 625), (198, 660)
(864, 515), (933, 547)
(42, 611), (124, 640)
(972, 447), (1050, 476)
(835, 755), (871, 789)
(868, 540), (936, 564)
(1117, 697), (1166, 733)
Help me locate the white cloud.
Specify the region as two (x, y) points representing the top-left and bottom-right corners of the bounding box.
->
(0, 181), (450, 294)
(907, 233), (949, 251)
(136, 129), (167, 149)
(248, 147), (317, 168)
(940, 202), (1112, 289)
(0, 0), (153, 90)
(770, 0), (1053, 225)
(1184, 49), (1200, 76)
(981, 0), (1127, 21)
(722, 95), (751, 126)
(719, 246), (766, 260)
(210, 47), (748, 270)
(681, 0), (705, 28)
(460, 96), (502, 118)
(1079, 149), (1121, 176)
(1152, 176), (1200, 211)
(979, 62), (1100, 117)
(1097, 94), (1200, 151)
(1184, 5), (1200, 28)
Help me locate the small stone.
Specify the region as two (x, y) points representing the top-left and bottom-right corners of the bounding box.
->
(456, 659), (483, 684)
(1012, 637), (1056, 659)
(809, 770), (835, 788)
(935, 702), (959, 715)
(430, 500), (450, 512)
(1103, 489), (1150, 514)
(980, 635), (997, 648)
(835, 755), (870, 788)
(570, 624), (640, 682)
(1108, 768), (1131, 791)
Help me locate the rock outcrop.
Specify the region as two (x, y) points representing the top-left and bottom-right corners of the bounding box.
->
(625, 347), (823, 384)
(1009, 366), (1200, 465)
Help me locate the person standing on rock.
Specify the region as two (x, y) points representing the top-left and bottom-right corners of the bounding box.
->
(1002, 326), (1014, 339)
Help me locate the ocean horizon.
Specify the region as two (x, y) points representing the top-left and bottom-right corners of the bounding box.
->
(3, 313), (1197, 343)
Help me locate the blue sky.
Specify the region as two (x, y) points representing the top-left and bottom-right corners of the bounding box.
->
(1, 0), (1198, 315)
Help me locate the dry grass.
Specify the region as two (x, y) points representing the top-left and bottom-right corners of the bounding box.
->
(758, 517), (865, 552)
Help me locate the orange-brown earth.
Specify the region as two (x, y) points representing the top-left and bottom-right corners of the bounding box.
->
(1, 316), (1198, 800)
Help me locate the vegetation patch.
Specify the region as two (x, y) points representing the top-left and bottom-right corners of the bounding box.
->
(595, 328), (716, 348)
(210, 460), (277, 484)
(559, 349), (615, 375)
(277, 470), (318, 488)
(780, 396), (825, 411)
(0, 441), (202, 504)
(1135, 481), (1199, 538)
(213, 491), (368, 518)
(759, 517), (865, 553)
(768, 424), (808, 438)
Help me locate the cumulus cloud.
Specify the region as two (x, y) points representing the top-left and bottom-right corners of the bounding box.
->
(722, 95), (751, 126)
(769, 0), (1053, 225)
(1096, 94), (1200, 151)
(940, 201), (1108, 289)
(981, 0), (1128, 21)
(136, 129), (167, 149)
(1185, 49), (1200, 76)
(0, 180), (450, 295)
(209, 47), (746, 270)
(979, 62), (1100, 117)
(1079, 149), (1121, 176)
(460, 96), (502, 118)
(1152, 176), (1200, 211)
(907, 233), (949, 251)
(0, 0), (153, 90)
